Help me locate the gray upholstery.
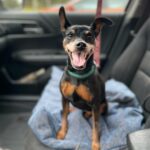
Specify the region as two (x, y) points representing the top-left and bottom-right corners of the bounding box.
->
(127, 129), (150, 150)
(145, 116), (150, 128)
(111, 17), (150, 150)
(25, 129), (54, 150)
(111, 18), (150, 115)
(0, 113), (30, 150)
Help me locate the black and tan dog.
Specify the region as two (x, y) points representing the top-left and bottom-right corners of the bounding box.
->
(57, 7), (112, 150)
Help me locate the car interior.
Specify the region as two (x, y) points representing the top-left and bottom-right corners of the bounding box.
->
(0, 0), (150, 150)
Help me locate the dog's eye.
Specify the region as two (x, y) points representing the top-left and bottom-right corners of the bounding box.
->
(67, 32), (73, 38)
(86, 32), (92, 38)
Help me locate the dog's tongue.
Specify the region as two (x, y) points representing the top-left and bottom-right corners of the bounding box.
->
(71, 52), (86, 67)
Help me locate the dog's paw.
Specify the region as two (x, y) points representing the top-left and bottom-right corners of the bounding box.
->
(56, 129), (66, 140)
(92, 142), (100, 150)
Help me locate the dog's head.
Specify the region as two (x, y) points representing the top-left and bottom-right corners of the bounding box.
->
(59, 6), (112, 70)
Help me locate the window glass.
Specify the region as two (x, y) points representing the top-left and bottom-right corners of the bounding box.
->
(0, 0), (129, 14)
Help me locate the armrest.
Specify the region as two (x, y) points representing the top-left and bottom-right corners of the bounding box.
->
(127, 129), (150, 150)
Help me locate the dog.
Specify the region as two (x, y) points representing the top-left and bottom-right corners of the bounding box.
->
(56, 6), (113, 150)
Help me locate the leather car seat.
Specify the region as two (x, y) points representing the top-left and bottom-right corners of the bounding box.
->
(111, 17), (150, 120)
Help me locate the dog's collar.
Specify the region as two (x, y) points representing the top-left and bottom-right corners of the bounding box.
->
(67, 64), (96, 79)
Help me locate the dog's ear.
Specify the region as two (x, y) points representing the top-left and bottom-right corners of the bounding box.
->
(59, 6), (71, 32)
(90, 17), (113, 37)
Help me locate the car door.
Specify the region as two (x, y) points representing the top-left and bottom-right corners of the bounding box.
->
(0, 0), (131, 111)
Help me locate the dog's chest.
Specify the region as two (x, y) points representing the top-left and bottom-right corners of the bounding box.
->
(60, 80), (93, 103)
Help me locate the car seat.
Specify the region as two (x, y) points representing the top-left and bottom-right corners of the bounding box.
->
(111, 17), (150, 120)
(111, 17), (150, 150)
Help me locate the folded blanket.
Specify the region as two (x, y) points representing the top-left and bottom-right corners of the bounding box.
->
(28, 66), (143, 150)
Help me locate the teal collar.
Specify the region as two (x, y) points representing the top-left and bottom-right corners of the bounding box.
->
(67, 65), (96, 79)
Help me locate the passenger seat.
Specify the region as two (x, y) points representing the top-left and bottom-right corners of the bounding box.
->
(111, 17), (150, 150)
(111, 17), (150, 120)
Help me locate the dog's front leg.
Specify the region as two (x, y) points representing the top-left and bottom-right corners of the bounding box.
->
(91, 106), (101, 150)
(56, 97), (69, 139)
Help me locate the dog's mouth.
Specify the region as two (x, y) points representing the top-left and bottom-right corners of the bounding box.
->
(67, 49), (93, 70)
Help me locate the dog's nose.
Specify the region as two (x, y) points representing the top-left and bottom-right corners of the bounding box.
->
(76, 42), (86, 50)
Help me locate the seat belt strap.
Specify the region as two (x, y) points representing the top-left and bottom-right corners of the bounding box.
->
(94, 0), (102, 68)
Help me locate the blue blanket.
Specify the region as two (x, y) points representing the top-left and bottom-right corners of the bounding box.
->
(28, 66), (143, 150)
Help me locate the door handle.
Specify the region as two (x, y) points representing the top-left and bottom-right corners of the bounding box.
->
(23, 27), (44, 34)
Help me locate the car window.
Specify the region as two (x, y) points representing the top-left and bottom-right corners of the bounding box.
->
(0, 0), (129, 14)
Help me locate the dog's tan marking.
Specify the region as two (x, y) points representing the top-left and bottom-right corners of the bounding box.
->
(56, 119), (67, 139)
(63, 40), (76, 53)
(92, 142), (101, 150)
(56, 98), (69, 140)
(61, 81), (76, 97)
(56, 116), (68, 139)
(92, 109), (101, 150)
(85, 30), (92, 36)
(76, 84), (93, 102)
(66, 29), (75, 35)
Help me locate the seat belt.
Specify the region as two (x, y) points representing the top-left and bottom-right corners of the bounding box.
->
(130, 14), (150, 39)
(128, 0), (150, 43)
(94, 0), (102, 68)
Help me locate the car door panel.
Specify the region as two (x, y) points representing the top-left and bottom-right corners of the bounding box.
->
(0, 12), (125, 101)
